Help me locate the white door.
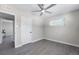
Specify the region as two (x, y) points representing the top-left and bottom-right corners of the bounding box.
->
(0, 18), (2, 44)
(21, 16), (32, 45)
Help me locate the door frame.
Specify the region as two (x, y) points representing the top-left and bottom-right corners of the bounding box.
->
(0, 10), (16, 48)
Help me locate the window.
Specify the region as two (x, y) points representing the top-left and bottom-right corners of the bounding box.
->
(49, 16), (65, 26)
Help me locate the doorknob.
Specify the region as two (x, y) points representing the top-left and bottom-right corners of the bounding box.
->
(30, 32), (32, 33)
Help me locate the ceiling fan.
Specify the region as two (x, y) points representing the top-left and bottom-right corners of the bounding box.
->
(32, 4), (56, 16)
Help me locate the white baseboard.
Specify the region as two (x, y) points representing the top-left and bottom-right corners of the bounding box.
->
(31, 38), (43, 43)
(15, 42), (32, 48)
(15, 37), (79, 48)
(15, 43), (23, 48)
(45, 37), (79, 48)
(15, 38), (43, 48)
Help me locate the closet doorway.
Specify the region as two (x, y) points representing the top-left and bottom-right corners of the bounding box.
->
(0, 12), (15, 49)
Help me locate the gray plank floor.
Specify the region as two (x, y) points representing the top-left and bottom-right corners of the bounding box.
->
(0, 39), (79, 55)
(0, 36), (14, 49)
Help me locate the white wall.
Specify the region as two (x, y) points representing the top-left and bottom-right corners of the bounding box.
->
(32, 16), (44, 42)
(45, 10), (79, 47)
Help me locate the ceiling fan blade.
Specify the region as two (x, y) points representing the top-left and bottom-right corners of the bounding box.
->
(40, 12), (43, 16)
(32, 10), (41, 12)
(45, 11), (52, 14)
(45, 4), (56, 10)
(38, 4), (44, 10)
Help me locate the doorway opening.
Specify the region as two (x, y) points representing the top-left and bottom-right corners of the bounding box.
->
(0, 12), (15, 49)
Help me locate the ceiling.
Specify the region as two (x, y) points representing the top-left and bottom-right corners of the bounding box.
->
(12, 4), (79, 18)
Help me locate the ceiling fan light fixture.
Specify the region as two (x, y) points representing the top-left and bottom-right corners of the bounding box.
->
(41, 10), (45, 13)
(32, 4), (56, 16)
